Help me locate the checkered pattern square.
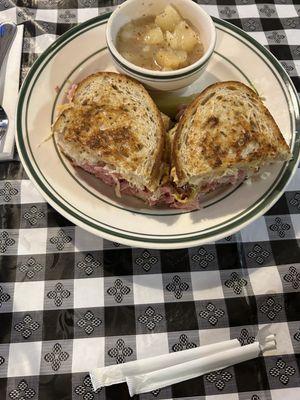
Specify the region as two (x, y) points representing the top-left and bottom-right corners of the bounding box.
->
(0, 1), (299, 399)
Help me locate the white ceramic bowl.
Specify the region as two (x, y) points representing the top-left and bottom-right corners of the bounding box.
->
(106, 0), (216, 91)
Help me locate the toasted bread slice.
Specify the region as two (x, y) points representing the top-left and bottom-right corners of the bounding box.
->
(53, 72), (165, 192)
(160, 112), (171, 132)
(172, 81), (291, 187)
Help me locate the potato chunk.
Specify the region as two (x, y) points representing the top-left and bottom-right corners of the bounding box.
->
(165, 30), (179, 50)
(173, 21), (199, 51)
(155, 47), (187, 69)
(167, 20), (199, 52)
(155, 5), (182, 32)
(144, 27), (164, 45)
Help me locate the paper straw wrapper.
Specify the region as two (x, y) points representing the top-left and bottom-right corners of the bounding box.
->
(126, 335), (276, 396)
(90, 338), (240, 390)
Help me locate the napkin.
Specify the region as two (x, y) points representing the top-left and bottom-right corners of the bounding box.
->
(0, 24), (24, 161)
(90, 338), (240, 389)
(90, 334), (276, 397)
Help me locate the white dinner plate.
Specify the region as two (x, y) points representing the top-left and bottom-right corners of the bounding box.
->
(16, 14), (300, 249)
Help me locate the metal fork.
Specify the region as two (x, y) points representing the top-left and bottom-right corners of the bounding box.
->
(0, 21), (17, 141)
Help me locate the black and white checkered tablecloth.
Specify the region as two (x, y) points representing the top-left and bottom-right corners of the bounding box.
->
(0, 1), (300, 399)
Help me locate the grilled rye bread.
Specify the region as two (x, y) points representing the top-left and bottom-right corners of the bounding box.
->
(53, 77), (291, 210)
(171, 81), (291, 189)
(53, 72), (165, 193)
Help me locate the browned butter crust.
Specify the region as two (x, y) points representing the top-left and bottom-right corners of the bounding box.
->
(172, 81), (291, 185)
(59, 104), (143, 169)
(54, 72), (165, 191)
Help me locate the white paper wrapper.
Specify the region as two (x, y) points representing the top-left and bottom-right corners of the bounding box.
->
(90, 338), (240, 390)
(126, 335), (276, 396)
(0, 24), (23, 160)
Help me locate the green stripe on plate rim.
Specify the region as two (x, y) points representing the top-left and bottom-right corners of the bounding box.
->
(17, 14), (298, 241)
(25, 19), (296, 230)
(16, 14), (300, 243)
(24, 18), (293, 232)
(50, 47), (254, 216)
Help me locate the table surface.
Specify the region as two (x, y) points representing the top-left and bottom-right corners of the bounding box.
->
(0, 1), (300, 399)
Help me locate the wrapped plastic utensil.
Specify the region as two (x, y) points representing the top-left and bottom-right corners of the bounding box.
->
(126, 335), (276, 396)
(90, 338), (241, 390)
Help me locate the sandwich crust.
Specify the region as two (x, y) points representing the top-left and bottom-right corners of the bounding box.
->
(53, 72), (165, 191)
(172, 81), (291, 186)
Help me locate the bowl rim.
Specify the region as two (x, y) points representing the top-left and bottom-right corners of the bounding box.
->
(106, 0), (217, 78)
(108, 48), (210, 81)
